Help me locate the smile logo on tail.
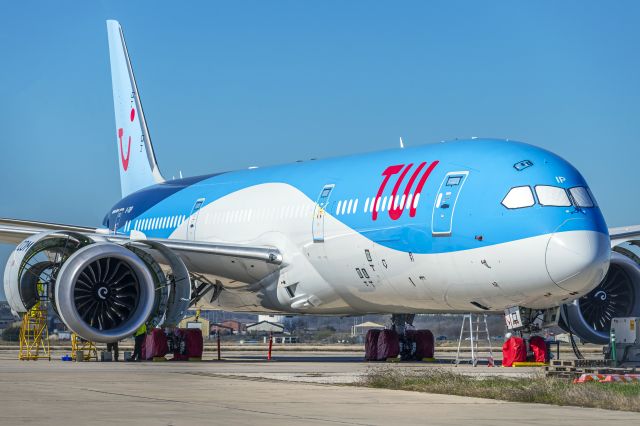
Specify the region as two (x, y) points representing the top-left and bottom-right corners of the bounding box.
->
(117, 108), (136, 171)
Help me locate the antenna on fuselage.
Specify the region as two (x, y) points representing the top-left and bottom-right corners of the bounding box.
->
(179, 170), (183, 179)
(399, 137), (404, 149)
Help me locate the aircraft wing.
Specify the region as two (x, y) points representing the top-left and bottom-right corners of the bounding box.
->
(0, 217), (284, 287)
(0, 218), (97, 244)
(609, 225), (640, 247)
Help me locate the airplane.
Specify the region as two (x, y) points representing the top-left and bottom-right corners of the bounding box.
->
(1, 20), (639, 345)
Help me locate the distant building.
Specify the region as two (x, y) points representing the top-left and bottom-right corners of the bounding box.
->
(211, 320), (246, 336)
(246, 321), (285, 335)
(220, 320), (246, 334)
(258, 314), (285, 324)
(273, 336), (298, 344)
(210, 323), (234, 336)
(351, 321), (384, 337)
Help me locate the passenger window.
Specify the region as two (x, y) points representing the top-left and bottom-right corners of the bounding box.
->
(501, 186), (534, 209)
(569, 187), (594, 208)
(535, 186), (571, 207)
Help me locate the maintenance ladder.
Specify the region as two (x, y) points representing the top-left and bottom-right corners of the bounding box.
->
(19, 283), (51, 361)
(455, 313), (494, 367)
(71, 334), (98, 362)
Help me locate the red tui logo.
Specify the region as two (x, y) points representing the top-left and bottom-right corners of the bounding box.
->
(118, 108), (136, 171)
(372, 161), (439, 221)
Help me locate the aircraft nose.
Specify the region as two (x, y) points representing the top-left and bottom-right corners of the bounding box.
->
(545, 219), (611, 294)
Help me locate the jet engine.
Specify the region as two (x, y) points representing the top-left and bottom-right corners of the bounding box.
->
(560, 249), (640, 344)
(4, 231), (190, 343)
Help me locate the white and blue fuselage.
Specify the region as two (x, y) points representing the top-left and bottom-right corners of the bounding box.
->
(0, 20), (628, 346)
(104, 139), (611, 315)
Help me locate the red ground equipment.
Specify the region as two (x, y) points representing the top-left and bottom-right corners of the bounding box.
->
(528, 335), (548, 363)
(365, 329), (381, 361)
(172, 328), (204, 361)
(413, 329), (435, 359)
(502, 336), (527, 367)
(376, 329), (400, 360)
(143, 328), (169, 360)
(401, 329), (435, 360)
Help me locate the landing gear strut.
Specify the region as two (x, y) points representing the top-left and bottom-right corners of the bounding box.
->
(391, 314), (415, 360)
(391, 314), (415, 334)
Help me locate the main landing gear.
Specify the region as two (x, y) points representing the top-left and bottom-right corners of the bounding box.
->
(391, 314), (416, 360)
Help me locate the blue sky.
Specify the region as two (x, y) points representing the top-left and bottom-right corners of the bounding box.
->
(1, 1), (639, 299)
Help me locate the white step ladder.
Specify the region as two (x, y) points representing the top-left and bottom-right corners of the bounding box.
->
(455, 314), (494, 367)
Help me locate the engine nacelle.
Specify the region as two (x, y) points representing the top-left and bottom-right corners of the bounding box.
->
(55, 243), (157, 342)
(560, 250), (640, 344)
(4, 232), (191, 343)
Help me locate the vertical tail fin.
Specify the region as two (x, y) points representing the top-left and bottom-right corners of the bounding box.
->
(107, 20), (164, 197)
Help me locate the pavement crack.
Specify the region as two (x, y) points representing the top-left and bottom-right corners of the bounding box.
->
(79, 387), (375, 426)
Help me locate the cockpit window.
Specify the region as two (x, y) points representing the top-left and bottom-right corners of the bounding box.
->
(587, 188), (598, 207)
(535, 185), (571, 207)
(569, 186), (594, 208)
(502, 186), (535, 209)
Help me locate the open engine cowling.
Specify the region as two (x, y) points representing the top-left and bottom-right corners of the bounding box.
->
(4, 231), (191, 343)
(560, 250), (640, 344)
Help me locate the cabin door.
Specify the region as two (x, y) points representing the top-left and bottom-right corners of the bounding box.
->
(312, 184), (335, 242)
(432, 171), (468, 236)
(187, 198), (205, 240)
(112, 211), (123, 234)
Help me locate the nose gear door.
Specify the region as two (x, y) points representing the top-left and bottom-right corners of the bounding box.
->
(432, 171), (468, 236)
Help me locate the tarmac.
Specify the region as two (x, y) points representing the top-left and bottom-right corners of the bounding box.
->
(0, 352), (639, 425)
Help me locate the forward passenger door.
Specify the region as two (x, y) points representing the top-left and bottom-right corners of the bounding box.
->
(432, 171), (468, 236)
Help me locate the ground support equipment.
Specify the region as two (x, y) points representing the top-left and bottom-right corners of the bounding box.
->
(18, 301), (50, 361)
(71, 333), (98, 361)
(455, 313), (494, 366)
